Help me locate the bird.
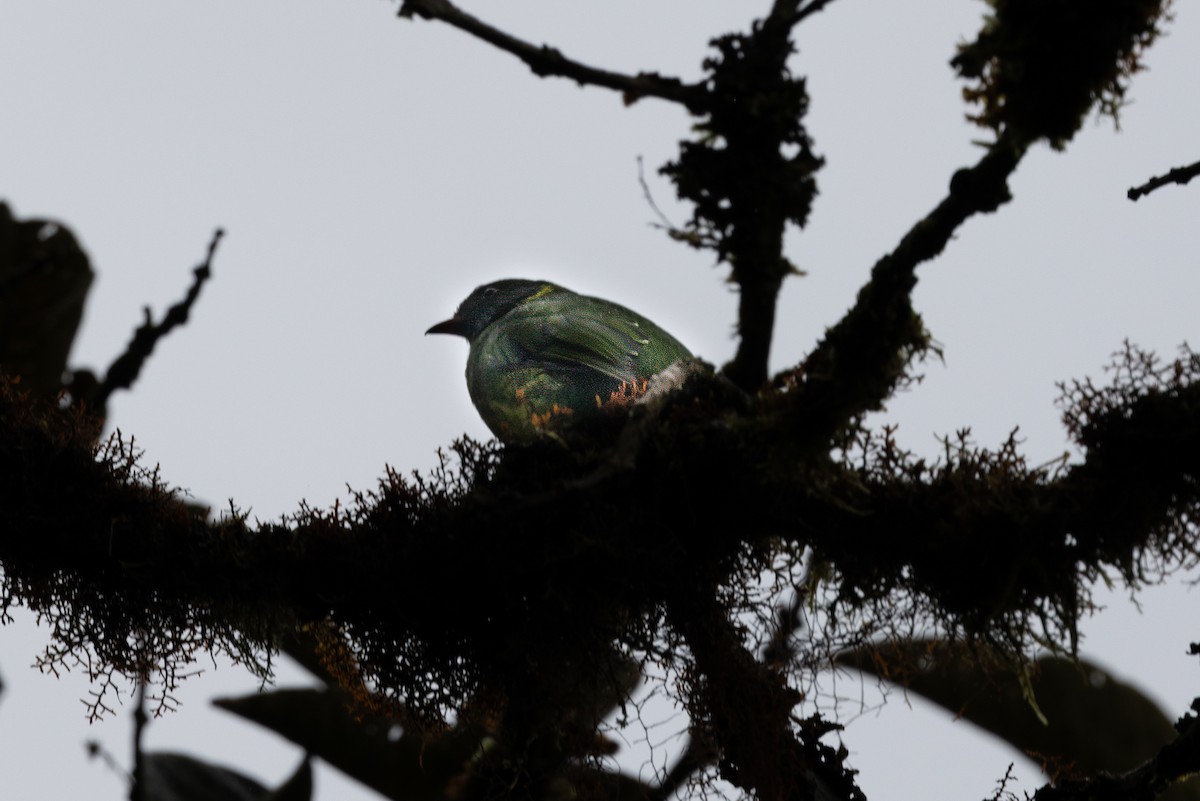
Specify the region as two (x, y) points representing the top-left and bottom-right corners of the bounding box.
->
(426, 279), (693, 442)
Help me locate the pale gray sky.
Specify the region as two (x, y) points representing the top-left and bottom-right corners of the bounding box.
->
(2, 1), (1199, 799)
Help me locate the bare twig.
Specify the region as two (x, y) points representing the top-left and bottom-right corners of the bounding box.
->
(1127, 158), (1200, 201)
(636, 155), (681, 232)
(398, 0), (706, 111)
(636, 155), (720, 251)
(988, 764), (1019, 801)
(650, 736), (714, 801)
(95, 229), (222, 408)
(85, 740), (131, 789)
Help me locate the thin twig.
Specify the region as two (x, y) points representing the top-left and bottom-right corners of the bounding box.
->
(1127, 158), (1200, 201)
(95, 229), (222, 407)
(398, 0), (706, 111)
(651, 736), (714, 801)
(636, 155), (679, 232)
(85, 740), (131, 789)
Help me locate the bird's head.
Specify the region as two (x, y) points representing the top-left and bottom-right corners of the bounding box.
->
(425, 279), (554, 341)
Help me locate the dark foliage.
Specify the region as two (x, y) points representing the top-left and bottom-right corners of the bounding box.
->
(660, 18), (822, 391)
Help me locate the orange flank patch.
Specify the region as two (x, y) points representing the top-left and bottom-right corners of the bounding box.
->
(530, 403), (574, 431)
(603, 379), (650, 410)
(515, 388), (526, 400)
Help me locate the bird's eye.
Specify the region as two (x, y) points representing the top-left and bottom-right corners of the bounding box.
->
(484, 287), (498, 296)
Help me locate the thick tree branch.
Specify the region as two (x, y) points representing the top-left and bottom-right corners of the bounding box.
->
(658, 12), (821, 392)
(668, 592), (862, 801)
(398, 0), (706, 111)
(801, 372), (1200, 647)
(1128, 158), (1200, 201)
(4, 345), (1198, 718)
(776, 137), (1025, 452)
(671, 595), (809, 801)
(726, 272), (787, 393)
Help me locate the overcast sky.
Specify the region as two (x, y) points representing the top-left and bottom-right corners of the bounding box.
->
(2, 1), (1199, 799)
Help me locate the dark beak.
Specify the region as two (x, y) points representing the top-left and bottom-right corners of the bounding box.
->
(425, 317), (467, 336)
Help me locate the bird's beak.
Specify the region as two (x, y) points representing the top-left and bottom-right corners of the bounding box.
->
(425, 316), (467, 337)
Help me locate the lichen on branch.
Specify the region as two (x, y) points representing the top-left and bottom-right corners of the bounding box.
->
(953, 0), (1173, 149)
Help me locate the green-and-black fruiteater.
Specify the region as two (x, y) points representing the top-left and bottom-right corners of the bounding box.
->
(426, 279), (693, 442)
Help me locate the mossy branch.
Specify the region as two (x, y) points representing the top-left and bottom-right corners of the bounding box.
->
(667, 589), (863, 801)
(3, 345), (1199, 725)
(774, 137), (1024, 453)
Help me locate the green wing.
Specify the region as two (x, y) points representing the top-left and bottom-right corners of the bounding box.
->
(465, 286), (692, 441)
(510, 289), (692, 381)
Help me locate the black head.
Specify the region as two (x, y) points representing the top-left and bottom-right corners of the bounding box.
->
(426, 279), (552, 341)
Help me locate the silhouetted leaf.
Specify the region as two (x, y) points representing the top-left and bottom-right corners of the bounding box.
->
(839, 639), (1200, 800)
(140, 752), (310, 801)
(214, 687), (478, 801)
(0, 202), (92, 396)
